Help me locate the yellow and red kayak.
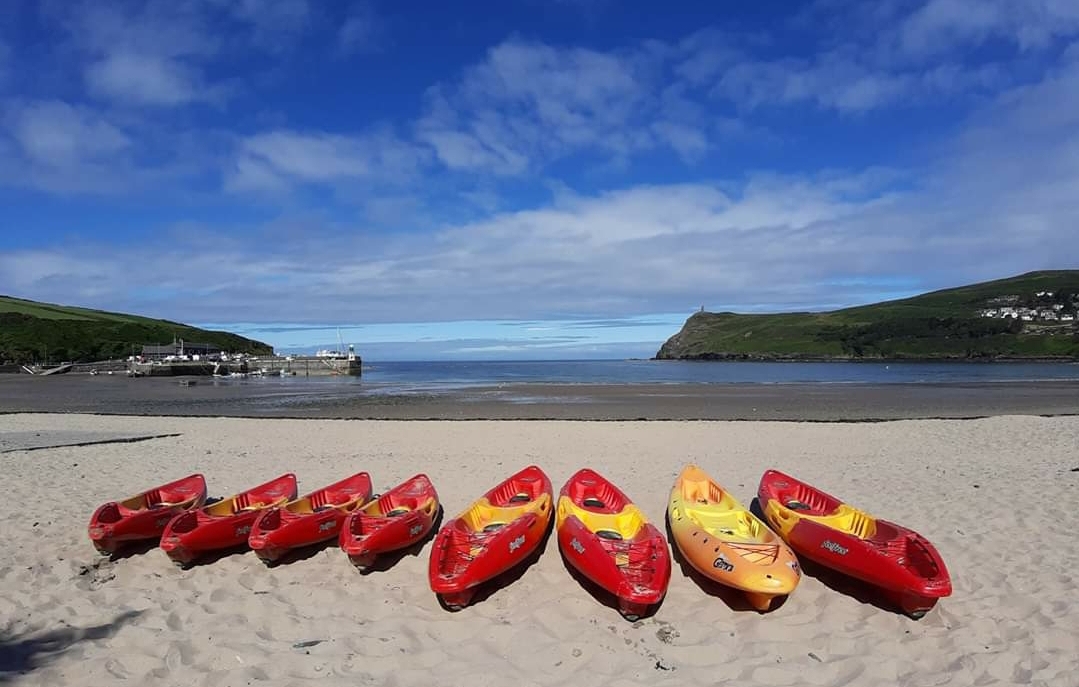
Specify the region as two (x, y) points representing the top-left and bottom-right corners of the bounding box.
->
(557, 468), (671, 620)
(758, 469), (951, 618)
(668, 464), (800, 611)
(429, 465), (552, 610)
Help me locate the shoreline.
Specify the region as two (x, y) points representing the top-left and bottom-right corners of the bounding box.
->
(1, 375), (1079, 421)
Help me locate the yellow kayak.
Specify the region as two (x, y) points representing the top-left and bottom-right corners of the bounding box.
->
(668, 464), (800, 611)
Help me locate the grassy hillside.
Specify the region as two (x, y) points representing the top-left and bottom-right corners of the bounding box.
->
(0, 295), (273, 364)
(656, 270), (1079, 360)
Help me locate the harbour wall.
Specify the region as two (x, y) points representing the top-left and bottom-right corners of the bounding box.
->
(126, 356), (362, 377)
(248, 356), (362, 377)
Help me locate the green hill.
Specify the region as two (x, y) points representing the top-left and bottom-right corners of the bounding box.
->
(655, 271), (1079, 360)
(0, 295), (273, 364)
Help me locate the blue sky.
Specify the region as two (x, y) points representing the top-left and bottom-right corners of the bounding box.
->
(1, 1), (1078, 359)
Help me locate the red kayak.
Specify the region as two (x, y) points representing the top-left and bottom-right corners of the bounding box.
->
(340, 474), (440, 570)
(160, 473), (297, 566)
(556, 469), (671, 620)
(88, 474), (207, 554)
(758, 469), (952, 617)
(248, 471), (373, 564)
(429, 465), (552, 609)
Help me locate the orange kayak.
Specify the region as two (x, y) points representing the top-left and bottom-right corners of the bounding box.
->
(668, 464), (800, 611)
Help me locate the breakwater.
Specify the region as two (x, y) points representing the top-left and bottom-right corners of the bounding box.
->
(127, 355), (361, 377)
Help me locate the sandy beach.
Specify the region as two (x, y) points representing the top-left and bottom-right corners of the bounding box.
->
(2, 411), (1077, 686)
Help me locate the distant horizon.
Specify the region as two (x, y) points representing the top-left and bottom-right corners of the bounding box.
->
(196, 313), (693, 361)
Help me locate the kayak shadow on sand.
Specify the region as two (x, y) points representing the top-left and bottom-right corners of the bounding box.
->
(259, 539), (340, 568)
(663, 510), (786, 614)
(173, 543), (255, 570)
(104, 538), (161, 562)
(747, 497), (921, 619)
(355, 507), (444, 576)
(436, 516), (553, 612)
(793, 556), (919, 618)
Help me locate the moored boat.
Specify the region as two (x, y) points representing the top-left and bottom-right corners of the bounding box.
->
(758, 469), (952, 618)
(428, 465), (552, 610)
(248, 471), (373, 564)
(668, 464), (800, 611)
(88, 474), (207, 555)
(340, 474), (440, 570)
(160, 473), (297, 567)
(556, 468), (671, 620)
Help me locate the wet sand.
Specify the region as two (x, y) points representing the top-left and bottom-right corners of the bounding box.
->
(1, 374), (1078, 420)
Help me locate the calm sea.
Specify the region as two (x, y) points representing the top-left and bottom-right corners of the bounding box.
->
(322, 359), (1079, 393)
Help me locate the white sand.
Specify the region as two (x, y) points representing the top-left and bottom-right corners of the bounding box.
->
(1, 413), (1077, 686)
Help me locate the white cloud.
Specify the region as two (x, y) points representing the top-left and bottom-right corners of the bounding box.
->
(900, 0), (1079, 55)
(650, 121), (709, 159)
(85, 52), (205, 106)
(685, 1), (1079, 113)
(709, 47), (1024, 113)
(227, 129), (427, 191)
(51, 1), (218, 59)
(49, 0), (321, 108)
(672, 29), (742, 85)
(417, 39), (701, 172)
(7, 100), (129, 169)
(48, 1), (220, 108)
(0, 250), (116, 298)
(0, 98), (224, 195)
(337, 3), (381, 54)
(417, 116), (531, 175)
(716, 53), (915, 112)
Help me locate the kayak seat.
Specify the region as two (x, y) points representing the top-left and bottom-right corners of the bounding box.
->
(562, 502), (647, 541)
(805, 505), (877, 539)
(460, 495), (550, 532)
(686, 508), (763, 543)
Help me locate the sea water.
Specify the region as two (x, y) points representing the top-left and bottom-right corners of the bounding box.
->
(273, 359), (1079, 394)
